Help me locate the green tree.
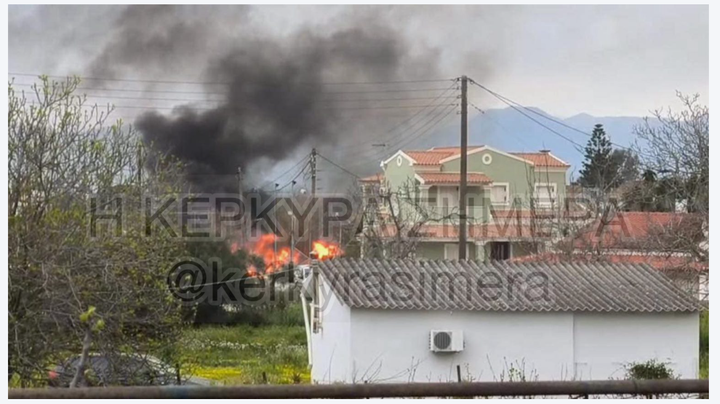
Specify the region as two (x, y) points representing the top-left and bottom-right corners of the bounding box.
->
(9, 77), (189, 386)
(578, 124), (617, 191)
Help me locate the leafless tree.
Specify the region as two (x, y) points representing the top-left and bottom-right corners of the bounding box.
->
(633, 92), (708, 217)
(361, 179), (457, 259)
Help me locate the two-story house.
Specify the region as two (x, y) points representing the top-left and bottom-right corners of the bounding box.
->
(360, 145), (571, 261)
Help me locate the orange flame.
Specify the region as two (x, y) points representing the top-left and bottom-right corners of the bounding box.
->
(233, 235), (343, 276)
(246, 233), (300, 274)
(313, 240), (343, 261)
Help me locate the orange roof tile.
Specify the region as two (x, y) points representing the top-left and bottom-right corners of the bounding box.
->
(359, 173), (384, 183)
(416, 172), (492, 185)
(510, 152), (569, 167)
(419, 224), (543, 239)
(511, 252), (707, 272)
(405, 146), (483, 166)
(377, 223), (543, 240)
(572, 212), (701, 249)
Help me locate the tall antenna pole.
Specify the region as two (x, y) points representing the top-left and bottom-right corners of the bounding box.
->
(458, 76), (468, 260)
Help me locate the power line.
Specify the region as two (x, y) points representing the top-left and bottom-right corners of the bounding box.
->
(276, 161), (310, 192)
(380, 103), (458, 155)
(21, 91), (457, 104)
(316, 153), (362, 179)
(468, 80), (584, 151)
(23, 100), (458, 112)
(255, 153), (311, 191)
(10, 82), (455, 96)
(332, 82), (459, 152)
(468, 79), (635, 152)
(334, 86), (460, 158)
(469, 101), (533, 150)
(342, 103), (458, 172)
(9, 72), (454, 86)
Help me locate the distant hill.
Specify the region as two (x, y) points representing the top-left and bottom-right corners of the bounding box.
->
(412, 107), (651, 180)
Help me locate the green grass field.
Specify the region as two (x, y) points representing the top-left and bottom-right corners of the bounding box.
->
(180, 324), (309, 385)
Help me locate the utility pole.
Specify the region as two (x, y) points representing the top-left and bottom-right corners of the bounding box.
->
(274, 182), (279, 268)
(310, 149), (317, 254)
(237, 167), (244, 245)
(137, 143), (143, 187)
(458, 75), (468, 260)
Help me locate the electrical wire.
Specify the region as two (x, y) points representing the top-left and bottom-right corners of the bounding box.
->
(331, 81), (459, 152)
(467, 79), (584, 151)
(468, 79), (636, 152)
(348, 101), (458, 163)
(255, 152), (311, 191)
(316, 153), (362, 179)
(9, 72), (454, 86)
(22, 100), (458, 112)
(276, 161), (310, 192)
(341, 102), (458, 172)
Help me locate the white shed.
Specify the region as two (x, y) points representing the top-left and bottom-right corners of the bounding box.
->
(305, 259), (700, 383)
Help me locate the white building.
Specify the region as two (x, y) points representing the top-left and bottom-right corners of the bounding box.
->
(305, 259), (700, 383)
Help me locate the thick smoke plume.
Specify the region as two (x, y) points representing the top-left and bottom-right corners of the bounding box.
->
(89, 5), (441, 192)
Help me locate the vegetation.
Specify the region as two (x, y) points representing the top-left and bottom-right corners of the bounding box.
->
(700, 310), (709, 379)
(8, 77), (188, 386)
(180, 321), (308, 385)
(624, 359), (675, 380)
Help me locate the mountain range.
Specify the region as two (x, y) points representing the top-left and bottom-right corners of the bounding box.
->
(414, 107), (652, 180)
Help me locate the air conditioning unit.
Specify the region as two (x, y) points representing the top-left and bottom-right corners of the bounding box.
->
(429, 330), (464, 352)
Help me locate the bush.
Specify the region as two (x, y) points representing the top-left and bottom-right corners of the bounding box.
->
(624, 359), (675, 380)
(700, 310), (709, 378)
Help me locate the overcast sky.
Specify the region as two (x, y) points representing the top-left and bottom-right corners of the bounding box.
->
(9, 5), (707, 118)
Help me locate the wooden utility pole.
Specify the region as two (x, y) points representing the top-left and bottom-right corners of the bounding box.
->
(458, 76), (468, 260)
(309, 148), (317, 254)
(237, 167), (244, 245)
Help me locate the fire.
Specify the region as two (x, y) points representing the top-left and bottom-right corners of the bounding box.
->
(233, 234), (343, 276)
(247, 233), (300, 274)
(313, 240), (343, 260)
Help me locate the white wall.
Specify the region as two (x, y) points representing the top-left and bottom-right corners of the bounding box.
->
(310, 278), (352, 383)
(327, 309), (575, 383)
(573, 312), (699, 380)
(311, 287), (700, 383)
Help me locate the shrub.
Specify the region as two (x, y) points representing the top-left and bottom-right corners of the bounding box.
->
(624, 359), (675, 380)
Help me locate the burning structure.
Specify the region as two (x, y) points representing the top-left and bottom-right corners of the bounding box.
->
(233, 233), (342, 276)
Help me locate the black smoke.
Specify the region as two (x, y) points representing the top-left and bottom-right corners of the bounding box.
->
(89, 5), (441, 192)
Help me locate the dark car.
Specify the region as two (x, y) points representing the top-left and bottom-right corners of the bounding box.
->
(48, 353), (180, 387)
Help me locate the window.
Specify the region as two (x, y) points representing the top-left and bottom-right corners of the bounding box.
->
(534, 183), (557, 207)
(490, 183), (509, 205)
(489, 242), (511, 261)
(444, 243), (459, 260)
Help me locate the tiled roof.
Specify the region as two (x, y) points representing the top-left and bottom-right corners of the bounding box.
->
(429, 146), (485, 153)
(405, 146), (483, 166)
(511, 252), (708, 273)
(359, 173), (384, 183)
(318, 258), (699, 312)
(419, 224), (542, 239)
(374, 224), (543, 240)
(510, 152), (569, 167)
(491, 209), (590, 220)
(405, 151), (454, 166)
(572, 212), (701, 249)
(416, 172), (492, 185)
